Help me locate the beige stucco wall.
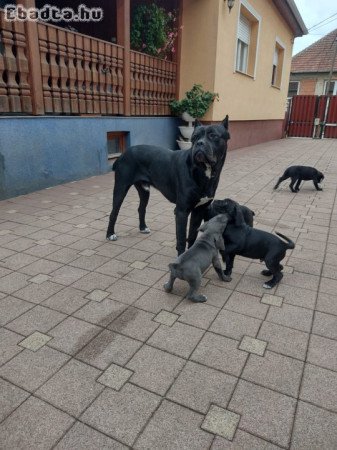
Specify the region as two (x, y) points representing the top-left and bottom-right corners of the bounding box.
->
(290, 73), (337, 95)
(179, 0), (295, 121)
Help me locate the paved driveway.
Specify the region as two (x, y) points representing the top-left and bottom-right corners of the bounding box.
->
(0, 138), (337, 449)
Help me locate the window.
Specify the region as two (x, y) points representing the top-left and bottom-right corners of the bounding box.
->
(107, 132), (127, 159)
(235, 1), (260, 78)
(288, 81), (300, 97)
(271, 40), (285, 88)
(324, 80), (337, 95)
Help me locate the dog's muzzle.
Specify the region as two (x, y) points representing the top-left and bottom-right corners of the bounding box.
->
(194, 149), (216, 165)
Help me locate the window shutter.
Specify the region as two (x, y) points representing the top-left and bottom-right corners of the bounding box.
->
(238, 14), (251, 45)
(273, 48), (279, 66)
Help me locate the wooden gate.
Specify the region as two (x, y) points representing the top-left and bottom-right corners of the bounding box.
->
(287, 95), (337, 138)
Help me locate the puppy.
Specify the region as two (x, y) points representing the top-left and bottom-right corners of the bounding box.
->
(205, 198), (255, 227)
(164, 214), (230, 302)
(219, 199), (294, 289)
(274, 166), (324, 192)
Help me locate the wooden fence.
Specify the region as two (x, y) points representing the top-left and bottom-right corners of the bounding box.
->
(0, 9), (177, 116)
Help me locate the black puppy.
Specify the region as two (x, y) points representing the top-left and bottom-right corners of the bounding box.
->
(106, 117), (230, 255)
(205, 198), (255, 227)
(274, 166), (324, 192)
(218, 199), (294, 289)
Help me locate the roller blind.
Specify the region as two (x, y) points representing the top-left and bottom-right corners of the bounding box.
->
(238, 14), (251, 45)
(273, 48), (279, 66)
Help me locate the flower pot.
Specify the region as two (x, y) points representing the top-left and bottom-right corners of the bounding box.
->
(178, 126), (194, 140)
(181, 112), (195, 127)
(177, 139), (192, 150)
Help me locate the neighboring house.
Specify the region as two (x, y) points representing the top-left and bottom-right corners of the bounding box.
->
(0, 0), (306, 199)
(289, 28), (337, 97)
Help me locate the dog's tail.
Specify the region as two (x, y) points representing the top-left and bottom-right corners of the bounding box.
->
(168, 263), (183, 278)
(275, 232), (295, 249)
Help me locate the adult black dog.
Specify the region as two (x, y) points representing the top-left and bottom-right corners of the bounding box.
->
(274, 165), (324, 192)
(205, 198), (255, 227)
(106, 116), (230, 255)
(213, 198), (294, 289)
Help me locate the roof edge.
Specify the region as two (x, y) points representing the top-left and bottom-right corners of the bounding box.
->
(272, 0), (308, 38)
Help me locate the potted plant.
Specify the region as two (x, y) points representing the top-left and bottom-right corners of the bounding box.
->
(170, 84), (219, 149)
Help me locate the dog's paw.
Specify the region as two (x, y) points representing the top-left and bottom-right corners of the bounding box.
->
(106, 234), (118, 241)
(140, 227), (151, 234)
(163, 282), (172, 293)
(222, 274), (232, 282)
(261, 269), (272, 276)
(189, 294), (207, 303)
(263, 282), (273, 289)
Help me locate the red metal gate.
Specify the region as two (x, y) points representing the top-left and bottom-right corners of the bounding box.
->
(287, 95), (337, 138)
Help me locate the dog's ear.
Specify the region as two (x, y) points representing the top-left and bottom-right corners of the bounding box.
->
(222, 115), (229, 130)
(194, 120), (202, 128)
(214, 235), (225, 251)
(198, 221), (207, 232)
(234, 205), (245, 227)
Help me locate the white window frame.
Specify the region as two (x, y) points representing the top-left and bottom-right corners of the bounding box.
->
(234, 0), (261, 79)
(324, 80), (337, 95)
(288, 80), (300, 97)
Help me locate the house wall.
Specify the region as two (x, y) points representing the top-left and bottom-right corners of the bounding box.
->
(290, 73), (337, 95)
(0, 116), (178, 200)
(179, 0), (295, 145)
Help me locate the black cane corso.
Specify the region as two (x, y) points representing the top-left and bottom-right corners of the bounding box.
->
(274, 165), (324, 192)
(164, 214), (231, 303)
(205, 198), (255, 227)
(106, 116), (230, 255)
(214, 199), (295, 289)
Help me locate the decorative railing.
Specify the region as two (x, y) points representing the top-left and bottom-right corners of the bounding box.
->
(0, 10), (32, 113)
(0, 9), (177, 116)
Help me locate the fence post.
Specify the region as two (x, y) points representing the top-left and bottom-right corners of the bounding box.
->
(21, 0), (44, 115)
(116, 0), (130, 116)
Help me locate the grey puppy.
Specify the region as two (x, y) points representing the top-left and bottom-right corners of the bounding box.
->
(164, 214), (230, 303)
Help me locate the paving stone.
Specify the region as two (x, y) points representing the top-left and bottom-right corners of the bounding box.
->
(19, 331), (52, 351)
(51, 265), (89, 286)
(126, 345), (185, 395)
(97, 363), (133, 390)
(74, 298), (127, 327)
(153, 310), (179, 326)
(46, 247), (80, 263)
(134, 287), (182, 314)
(225, 291), (269, 320)
(1, 252), (38, 270)
(0, 296), (33, 325)
(275, 284), (317, 309)
(291, 401), (337, 449)
(21, 259), (63, 276)
(0, 346), (70, 391)
(282, 270), (320, 291)
(148, 321), (204, 358)
(115, 248), (152, 263)
(49, 317), (102, 355)
(28, 273), (51, 284)
(202, 405), (240, 441)
(191, 332), (248, 376)
(85, 289), (110, 302)
(167, 361), (236, 413)
(108, 279), (149, 305)
(316, 292), (337, 316)
(129, 260), (149, 269)
(0, 328), (23, 365)
(14, 281), (63, 304)
(300, 363), (337, 413)
(266, 304), (313, 332)
(0, 378), (30, 422)
(198, 283), (233, 308)
(36, 359), (104, 417)
(135, 400), (213, 450)
(0, 396), (74, 450)
(55, 422), (128, 450)
(307, 334), (337, 372)
(239, 336), (267, 356)
(72, 271), (116, 292)
(109, 307), (159, 341)
(235, 275), (277, 297)
(312, 311), (337, 340)
(319, 277), (337, 295)
(69, 254), (110, 271)
(229, 380), (296, 448)
(81, 383), (160, 446)
(6, 305), (65, 336)
(0, 272), (30, 294)
(261, 294), (283, 307)
(43, 286), (89, 314)
(242, 350), (303, 397)
(210, 309), (262, 341)
(77, 329), (142, 369)
(96, 259), (133, 278)
(211, 430), (281, 449)
(173, 299), (219, 329)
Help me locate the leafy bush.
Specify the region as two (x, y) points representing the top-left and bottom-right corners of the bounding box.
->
(170, 84), (219, 118)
